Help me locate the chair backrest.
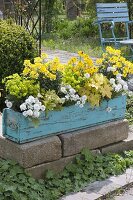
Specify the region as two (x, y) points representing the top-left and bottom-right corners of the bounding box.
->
(96, 3), (129, 23)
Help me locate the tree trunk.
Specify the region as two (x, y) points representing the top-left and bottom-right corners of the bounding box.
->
(66, 0), (80, 20)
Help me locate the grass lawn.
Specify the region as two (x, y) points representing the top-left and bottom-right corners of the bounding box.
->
(42, 37), (103, 58)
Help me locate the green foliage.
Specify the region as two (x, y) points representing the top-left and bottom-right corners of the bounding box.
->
(126, 94), (133, 124)
(0, 150), (133, 199)
(0, 159), (51, 200)
(44, 150), (133, 197)
(42, 90), (63, 114)
(2, 73), (40, 111)
(0, 20), (37, 83)
(51, 17), (98, 39)
(0, 19), (37, 111)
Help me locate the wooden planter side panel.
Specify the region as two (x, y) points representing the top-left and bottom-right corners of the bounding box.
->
(2, 95), (126, 143)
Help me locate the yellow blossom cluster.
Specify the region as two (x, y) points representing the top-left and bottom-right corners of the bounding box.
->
(23, 54), (64, 80)
(96, 46), (133, 78)
(63, 51), (98, 91)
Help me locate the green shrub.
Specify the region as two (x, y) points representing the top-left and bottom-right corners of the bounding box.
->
(0, 19), (37, 111)
(51, 17), (98, 39)
(0, 19), (37, 82)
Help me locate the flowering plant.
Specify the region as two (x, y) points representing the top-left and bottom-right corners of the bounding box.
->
(3, 47), (133, 120)
(96, 46), (133, 96)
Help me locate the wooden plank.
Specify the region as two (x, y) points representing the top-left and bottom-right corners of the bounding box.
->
(97, 17), (129, 22)
(97, 13), (129, 18)
(2, 95), (126, 143)
(97, 8), (128, 13)
(96, 3), (127, 8)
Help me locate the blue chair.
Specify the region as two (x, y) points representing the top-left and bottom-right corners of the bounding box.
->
(96, 3), (133, 49)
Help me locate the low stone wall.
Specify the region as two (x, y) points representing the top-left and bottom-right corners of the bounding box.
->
(0, 118), (133, 179)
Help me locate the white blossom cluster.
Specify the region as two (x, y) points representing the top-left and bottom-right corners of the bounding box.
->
(109, 74), (128, 93)
(60, 85), (87, 108)
(5, 100), (12, 108)
(107, 66), (116, 72)
(20, 96), (45, 118)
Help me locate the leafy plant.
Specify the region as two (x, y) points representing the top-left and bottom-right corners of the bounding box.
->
(0, 20), (37, 82)
(126, 94), (133, 124)
(0, 159), (52, 200)
(51, 17), (98, 39)
(0, 150), (133, 200)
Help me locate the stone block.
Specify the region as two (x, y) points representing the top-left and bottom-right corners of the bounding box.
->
(0, 134), (62, 168)
(26, 149), (100, 179)
(61, 192), (102, 200)
(26, 155), (76, 179)
(59, 120), (128, 157)
(83, 180), (121, 196)
(101, 126), (133, 153)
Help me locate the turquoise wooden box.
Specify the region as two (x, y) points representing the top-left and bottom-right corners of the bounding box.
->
(2, 95), (126, 143)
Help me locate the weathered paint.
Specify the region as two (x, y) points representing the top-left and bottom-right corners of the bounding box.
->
(2, 95), (126, 143)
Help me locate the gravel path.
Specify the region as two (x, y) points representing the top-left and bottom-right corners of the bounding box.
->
(43, 49), (97, 63)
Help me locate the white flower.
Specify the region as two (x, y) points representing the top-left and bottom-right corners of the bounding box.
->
(25, 98), (31, 104)
(123, 84), (128, 91)
(109, 78), (115, 84)
(20, 103), (27, 111)
(60, 87), (67, 94)
(82, 100), (86, 105)
(5, 100), (8, 104)
(23, 111), (28, 117)
(119, 79), (126, 85)
(34, 98), (40, 104)
(28, 96), (35, 103)
(111, 67), (116, 72)
(27, 109), (33, 116)
(107, 67), (112, 72)
(79, 104), (84, 108)
(128, 91), (133, 97)
(81, 95), (87, 101)
(76, 101), (81, 105)
(61, 98), (66, 104)
(116, 74), (122, 79)
(75, 94), (80, 100)
(69, 88), (76, 94)
(34, 104), (41, 111)
(65, 94), (70, 100)
(27, 104), (33, 110)
(84, 73), (90, 79)
(66, 85), (71, 89)
(25, 96), (35, 104)
(115, 84), (122, 92)
(33, 111), (40, 118)
(6, 101), (12, 108)
(41, 105), (46, 111)
(106, 107), (112, 112)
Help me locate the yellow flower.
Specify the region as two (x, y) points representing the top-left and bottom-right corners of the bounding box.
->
(34, 57), (42, 63)
(113, 71), (119, 75)
(41, 53), (48, 59)
(96, 58), (103, 65)
(24, 60), (31, 66)
(78, 51), (84, 56)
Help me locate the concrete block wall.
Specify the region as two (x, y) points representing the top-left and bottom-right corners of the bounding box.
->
(0, 118), (133, 179)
